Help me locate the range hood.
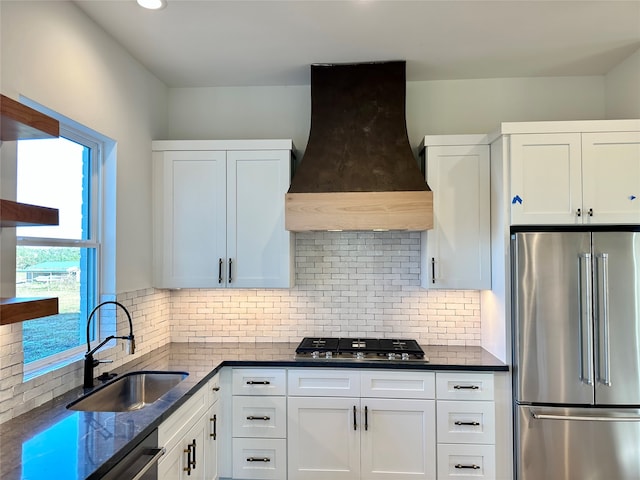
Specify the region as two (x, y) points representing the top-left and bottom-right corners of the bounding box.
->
(285, 61), (433, 232)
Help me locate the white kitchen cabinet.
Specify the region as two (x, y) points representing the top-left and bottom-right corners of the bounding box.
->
(159, 412), (209, 479)
(420, 136), (491, 290)
(288, 396), (360, 480)
(232, 368), (287, 480)
(152, 140), (294, 289)
(581, 132), (640, 224)
(287, 369), (436, 480)
(158, 385), (209, 480)
(206, 374), (222, 480)
(435, 372), (495, 480)
(158, 374), (221, 480)
(509, 131), (640, 225)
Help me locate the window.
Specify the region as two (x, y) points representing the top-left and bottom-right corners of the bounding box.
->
(16, 125), (101, 373)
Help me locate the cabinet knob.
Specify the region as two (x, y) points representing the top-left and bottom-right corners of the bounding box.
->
(576, 208), (582, 217)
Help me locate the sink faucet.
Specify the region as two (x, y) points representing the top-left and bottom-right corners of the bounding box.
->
(83, 301), (136, 389)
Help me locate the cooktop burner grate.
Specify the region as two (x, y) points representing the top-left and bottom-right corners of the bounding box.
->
(295, 337), (426, 360)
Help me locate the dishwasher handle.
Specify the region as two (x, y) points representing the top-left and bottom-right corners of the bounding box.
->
(131, 447), (165, 480)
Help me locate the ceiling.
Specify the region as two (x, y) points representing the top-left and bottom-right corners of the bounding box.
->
(72, 0), (640, 88)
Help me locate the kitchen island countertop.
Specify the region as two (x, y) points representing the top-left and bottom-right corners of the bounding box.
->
(0, 342), (507, 479)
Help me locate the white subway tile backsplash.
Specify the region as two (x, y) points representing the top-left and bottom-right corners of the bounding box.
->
(168, 232), (481, 346)
(0, 231), (482, 423)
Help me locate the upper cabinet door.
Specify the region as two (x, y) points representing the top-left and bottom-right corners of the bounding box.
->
(510, 133), (583, 225)
(581, 132), (640, 225)
(422, 143), (491, 289)
(153, 150), (227, 288)
(153, 143), (294, 289)
(226, 150), (292, 288)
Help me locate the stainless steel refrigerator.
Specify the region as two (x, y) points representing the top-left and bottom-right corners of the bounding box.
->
(512, 230), (640, 480)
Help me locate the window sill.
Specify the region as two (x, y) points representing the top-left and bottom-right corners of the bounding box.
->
(23, 347), (85, 382)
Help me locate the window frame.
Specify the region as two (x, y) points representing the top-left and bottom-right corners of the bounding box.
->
(17, 120), (106, 379)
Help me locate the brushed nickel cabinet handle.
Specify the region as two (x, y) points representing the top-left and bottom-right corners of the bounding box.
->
(453, 384), (479, 390)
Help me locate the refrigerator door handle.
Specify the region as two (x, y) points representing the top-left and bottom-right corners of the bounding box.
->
(579, 253), (594, 386)
(596, 252), (611, 387)
(531, 411), (640, 422)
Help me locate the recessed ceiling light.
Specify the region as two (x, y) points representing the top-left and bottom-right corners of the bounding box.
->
(137, 0), (167, 10)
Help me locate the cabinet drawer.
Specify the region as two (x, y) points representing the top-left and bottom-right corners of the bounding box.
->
(232, 396), (287, 438)
(232, 438), (287, 480)
(288, 369), (360, 397)
(361, 370), (435, 399)
(232, 368), (287, 396)
(436, 373), (494, 401)
(436, 401), (495, 444)
(437, 444), (495, 480)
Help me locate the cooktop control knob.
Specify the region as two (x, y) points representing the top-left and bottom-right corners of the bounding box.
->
(312, 351), (320, 358)
(325, 351), (332, 359)
(388, 352), (397, 360)
(355, 352), (365, 359)
(402, 353), (410, 360)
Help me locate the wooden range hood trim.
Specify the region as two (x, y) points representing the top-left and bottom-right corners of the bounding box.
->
(285, 191), (433, 232)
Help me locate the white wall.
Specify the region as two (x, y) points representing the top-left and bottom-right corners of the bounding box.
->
(605, 47), (640, 119)
(0, 0), (168, 294)
(168, 76), (606, 156)
(169, 86), (310, 156)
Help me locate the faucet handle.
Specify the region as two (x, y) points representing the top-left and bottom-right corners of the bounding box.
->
(96, 359), (113, 365)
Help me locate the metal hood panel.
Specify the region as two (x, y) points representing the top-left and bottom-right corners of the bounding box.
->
(285, 61), (433, 232)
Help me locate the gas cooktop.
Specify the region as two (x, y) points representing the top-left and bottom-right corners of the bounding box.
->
(295, 337), (428, 361)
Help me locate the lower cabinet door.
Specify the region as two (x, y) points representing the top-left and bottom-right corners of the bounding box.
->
(205, 402), (219, 480)
(360, 398), (436, 480)
(232, 438), (286, 480)
(287, 396), (360, 480)
(436, 444), (495, 480)
(158, 415), (208, 480)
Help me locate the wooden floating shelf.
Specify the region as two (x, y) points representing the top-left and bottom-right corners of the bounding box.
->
(0, 199), (59, 227)
(1, 93), (61, 325)
(1, 94), (59, 141)
(0, 297), (59, 326)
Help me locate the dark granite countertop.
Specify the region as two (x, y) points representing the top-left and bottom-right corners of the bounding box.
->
(0, 342), (507, 479)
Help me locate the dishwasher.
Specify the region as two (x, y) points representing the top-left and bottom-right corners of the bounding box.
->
(102, 429), (164, 480)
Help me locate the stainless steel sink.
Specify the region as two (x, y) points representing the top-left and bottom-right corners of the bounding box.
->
(67, 371), (188, 412)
